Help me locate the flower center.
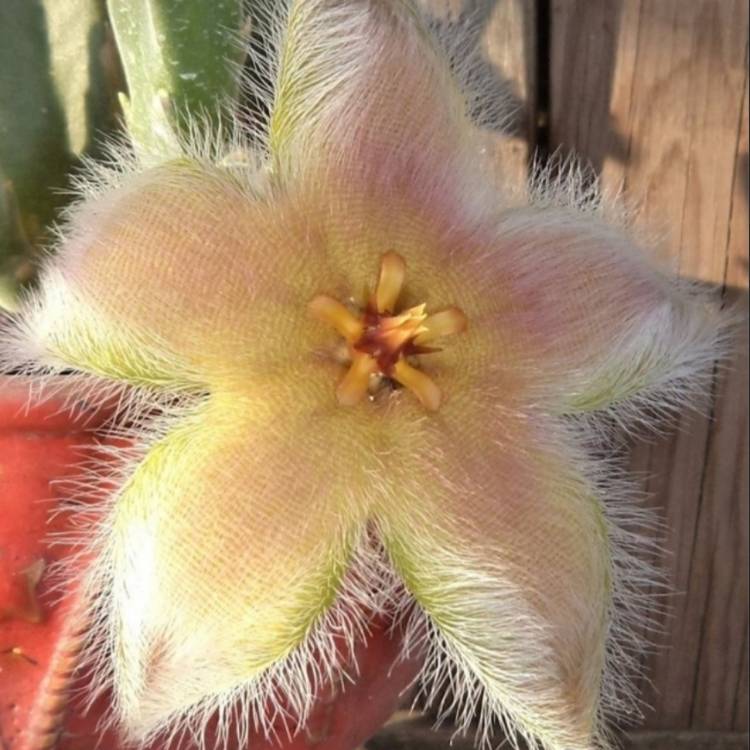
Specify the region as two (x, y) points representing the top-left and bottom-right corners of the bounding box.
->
(309, 252), (467, 411)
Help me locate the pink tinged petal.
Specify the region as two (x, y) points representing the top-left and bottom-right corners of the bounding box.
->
(463, 208), (725, 415)
(17, 163), (330, 386)
(377, 399), (612, 750)
(269, 0), (487, 217)
(108, 391), (368, 740)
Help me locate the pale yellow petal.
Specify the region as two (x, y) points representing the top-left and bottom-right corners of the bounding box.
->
(108, 386), (376, 738)
(269, 0), (488, 217)
(21, 162), (331, 387)
(375, 395), (612, 749)
(458, 207), (725, 416)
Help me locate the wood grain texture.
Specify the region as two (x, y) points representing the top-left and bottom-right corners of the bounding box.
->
(693, 60), (749, 734)
(365, 714), (750, 749)
(418, 0), (536, 183)
(549, 0), (749, 733)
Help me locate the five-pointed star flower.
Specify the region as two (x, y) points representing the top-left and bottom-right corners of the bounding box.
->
(0, 1), (723, 749)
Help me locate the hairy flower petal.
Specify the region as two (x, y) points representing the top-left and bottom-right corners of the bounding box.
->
(269, 0), (488, 218)
(12, 162), (331, 388)
(460, 206), (724, 416)
(106, 388), (371, 739)
(376, 395), (611, 749)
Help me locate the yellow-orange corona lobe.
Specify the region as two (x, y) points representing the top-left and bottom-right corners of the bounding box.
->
(309, 253), (467, 411)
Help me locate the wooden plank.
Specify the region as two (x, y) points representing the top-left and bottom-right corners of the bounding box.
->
(478, 0), (536, 182)
(623, 733), (750, 750)
(417, 0), (537, 184)
(729, 62), (749, 736)
(365, 716), (750, 750)
(549, 0), (749, 732)
(692, 56), (749, 734)
(735, 632), (749, 731)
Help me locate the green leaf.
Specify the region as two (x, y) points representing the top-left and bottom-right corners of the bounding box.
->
(44, 0), (122, 159)
(0, 0), (120, 310)
(107, 0), (244, 158)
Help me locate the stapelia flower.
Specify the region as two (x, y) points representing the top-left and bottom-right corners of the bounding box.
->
(0, 1), (725, 749)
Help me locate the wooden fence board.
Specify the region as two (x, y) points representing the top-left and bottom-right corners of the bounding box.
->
(365, 714), (750, 749)
(418, 0), (536, 182)
(549, 0), (749, 731)
(693, 56), (749, 734)
(477, 0), (536, 181)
